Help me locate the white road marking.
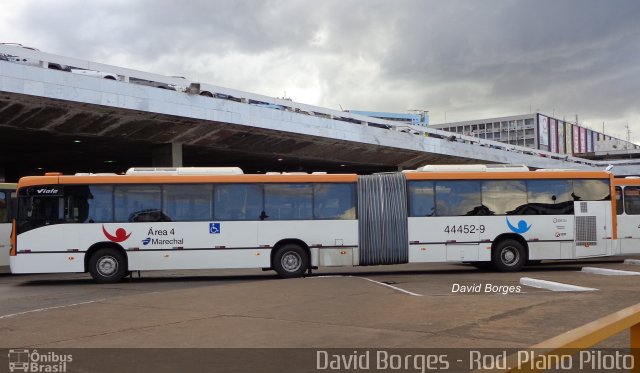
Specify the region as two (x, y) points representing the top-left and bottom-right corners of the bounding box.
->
(520, 277), (598, 292)
(624, 259), (640, 266)
(581, 267), (640, 276)
(312, 275), (423, 296)
(0, 299), (105, 320)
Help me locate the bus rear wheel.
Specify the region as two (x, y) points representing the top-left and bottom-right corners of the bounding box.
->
(88, 248), (127, 283)
(273, 244), (309, 279)
(491, 239), (526, 272)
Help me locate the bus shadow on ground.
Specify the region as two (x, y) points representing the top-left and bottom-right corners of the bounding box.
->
(15, 273), (279, 286)
(314, 259), (624, 278)
(11, 258), (626, 286)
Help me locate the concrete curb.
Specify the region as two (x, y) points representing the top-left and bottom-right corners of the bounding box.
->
(582, 267), (640, 276)
(520, 277), (598, 292)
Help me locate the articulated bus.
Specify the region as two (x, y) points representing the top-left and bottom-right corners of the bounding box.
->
(0, 183), (17, 268)
(9, 166), (626, 283)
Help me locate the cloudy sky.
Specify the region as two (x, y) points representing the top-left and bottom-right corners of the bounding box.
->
(1, 0), (639, 141)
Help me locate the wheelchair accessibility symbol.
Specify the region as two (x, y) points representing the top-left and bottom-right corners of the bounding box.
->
(209, 223), (221, 234)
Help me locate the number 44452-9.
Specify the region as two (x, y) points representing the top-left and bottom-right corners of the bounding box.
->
(443, 224), (485, 234)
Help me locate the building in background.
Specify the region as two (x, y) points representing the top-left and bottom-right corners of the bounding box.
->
(347, 110), (430, 127)
(431, 113), (638, 155)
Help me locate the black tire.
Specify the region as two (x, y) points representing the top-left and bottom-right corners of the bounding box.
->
(200, 91), (214, 97)
(273, 244), (309, 278)
(88, 248), (127, 283)
(491, 239), (526, 272)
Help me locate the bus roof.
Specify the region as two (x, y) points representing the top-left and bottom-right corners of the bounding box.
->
(16, 169), (613, 189)
(613, 177), (640, 186)
(404, 170), (612, 181)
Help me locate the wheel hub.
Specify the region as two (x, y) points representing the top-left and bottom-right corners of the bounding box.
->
(282, 252), (301, 272)
(97, 256), (118, 276)
(501, 247), (518, 265)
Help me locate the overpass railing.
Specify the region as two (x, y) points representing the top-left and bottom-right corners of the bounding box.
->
(484, 302), (640, 372)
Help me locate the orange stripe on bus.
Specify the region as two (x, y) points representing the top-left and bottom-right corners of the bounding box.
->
(613, 178), (640, 186)
(18, 173), (359, 188)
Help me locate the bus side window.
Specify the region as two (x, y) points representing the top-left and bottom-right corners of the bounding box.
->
(64, 185), (114, 223)
(264, 184), (313, 220)
(482, 180), (527, 215)
(0, 191), (6, 223)
(435, 181), (482, 216)
(313, 183), (356, 220)
(407, 181), (435, 217)
(615, 187), (623, 215)
(573, 180), (611, 201)
(214, 184), (263, 221)
(624, 186), (640, 215)
(163, 184), (212, 221)
(525, 179), (573, 215)
(114, 185), (163, 222)
(63, 186), (91, 223)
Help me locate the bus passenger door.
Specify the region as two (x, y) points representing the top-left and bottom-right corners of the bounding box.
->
(574, 201), (610, 257)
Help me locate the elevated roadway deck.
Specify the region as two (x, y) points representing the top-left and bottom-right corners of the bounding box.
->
(1, 44), (638, 179)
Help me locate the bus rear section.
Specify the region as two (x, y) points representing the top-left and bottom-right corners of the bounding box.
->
(369, 170), (614, 271)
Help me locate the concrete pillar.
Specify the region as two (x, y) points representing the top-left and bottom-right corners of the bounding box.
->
(152, 143), (183, 167)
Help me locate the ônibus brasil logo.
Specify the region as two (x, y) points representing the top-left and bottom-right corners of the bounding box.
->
(8, 349), (73, 372)
(102, 225), (132, 243)
(506, 217), (532, 234)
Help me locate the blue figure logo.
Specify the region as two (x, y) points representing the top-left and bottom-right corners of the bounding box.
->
(506, 217), (532, 234)
(209, 223), (221, 234)
(142, 237), (151, 245)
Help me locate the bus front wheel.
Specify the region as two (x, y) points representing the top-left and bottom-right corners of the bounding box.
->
(491, 239), (526, 272)
(273, 244), (309, 279)
(88, 248), (127, 283)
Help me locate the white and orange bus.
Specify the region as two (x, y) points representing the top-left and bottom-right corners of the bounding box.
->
(9, 166), (624, 283)
(0, 183), (17, 268)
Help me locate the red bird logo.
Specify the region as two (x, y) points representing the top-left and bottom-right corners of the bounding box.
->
(102, 225), (132, 243)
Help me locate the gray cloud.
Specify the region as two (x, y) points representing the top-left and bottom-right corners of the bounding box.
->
(2, 0), (639, 140)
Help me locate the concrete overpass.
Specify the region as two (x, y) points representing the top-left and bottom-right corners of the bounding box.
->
(1, 44), (638, 181)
